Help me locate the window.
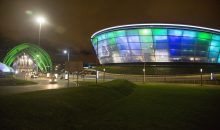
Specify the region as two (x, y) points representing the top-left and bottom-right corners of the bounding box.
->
(212, 34), (220, 41)
(129, 43), (141, 50)
(154, 36), (168, 43)
(115, 30), (126, 37)
(108, 38), (116, 45)
(141, 42), (153, 49)
(106, 32), (115, 39)
(198, 32), (212, 39)
(168, 29), (183, 36)
(169, 49), (181, 56)
(153, 29), (167, 35)
(183, 30), (197, 37)
(209, 46), (219, 52)
(116, 37), (128, 44)
(140, 36), (153, 42)
(128, 36), (140, 42)
(117, 43), (129, 50)
(126, 29), (139, 36)
(139, 29), (152, 35)
(182, 37), (195, 44)
(155, 42), (168, 49)
(210, 40), (220, 47)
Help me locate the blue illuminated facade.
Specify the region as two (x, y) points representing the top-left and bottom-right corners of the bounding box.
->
(91, 24), (220, 64)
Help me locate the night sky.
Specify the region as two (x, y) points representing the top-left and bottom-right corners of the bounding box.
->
(1, 0), (220, 63)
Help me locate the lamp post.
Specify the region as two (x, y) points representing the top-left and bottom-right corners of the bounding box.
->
(36, 16), (46, 46)
(143, 63), (146, 83)
(103, 68), (106, 82)
(92, 38), (99, 84)
(64, 50), (70, 87)
(200, 68), (203, 86)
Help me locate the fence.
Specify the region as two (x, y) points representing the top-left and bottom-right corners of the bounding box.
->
(84, 72), (220, 85)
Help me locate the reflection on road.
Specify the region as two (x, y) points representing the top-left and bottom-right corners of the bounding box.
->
(0, 78), (68, 95)
(47, 84), (59, 89)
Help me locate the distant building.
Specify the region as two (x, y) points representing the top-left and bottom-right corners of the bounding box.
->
(3, 43), (52, 76)
(0, 62), (14, 78)
(91, 24), (220, 64)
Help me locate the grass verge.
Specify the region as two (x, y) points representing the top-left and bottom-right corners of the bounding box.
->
(0, 80), (220, 129)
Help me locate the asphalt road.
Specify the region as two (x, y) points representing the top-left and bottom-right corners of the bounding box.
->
(0, 73), (219, 96)
(0, 78), (69, 96)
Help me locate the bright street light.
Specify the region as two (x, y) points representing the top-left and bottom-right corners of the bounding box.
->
(63, 50), (70, 87)
(35, 16), (47, 46)
(200, 68), (203, 86)
(63, 50), (68, 54)
(36, 16), (46, 24)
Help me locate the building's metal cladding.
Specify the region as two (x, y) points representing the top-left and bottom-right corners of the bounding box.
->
(91, 24), (220, 64)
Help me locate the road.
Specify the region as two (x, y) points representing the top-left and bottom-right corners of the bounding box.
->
(0, 78), (70, 96)
(0, 73), (219, 96)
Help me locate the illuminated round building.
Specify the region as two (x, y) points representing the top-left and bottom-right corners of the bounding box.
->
(3, 43), (52, 74)
(91, 24), (220, 65)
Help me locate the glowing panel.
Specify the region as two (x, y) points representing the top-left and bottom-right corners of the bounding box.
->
(129, 43), (141, 50)
(128, 36), (140, 42)
(126, 29), (139, 36)
(198, 32), (212, 39)
(212, 34), (220, 41)
(183, 30), (197, 37)
(98, 34), (106, 41)
(116, 37), (128, 44)
(139, 29), (152, 35)
(115, 30), (126, 37)
(153, 29), (167, 35)
(91, 24), (220, 64)
(210, 40), (220, 47)
(154, 36), (168, 43)
(108, 38), (116, 45)
(140, 36), (153, 42)
(209, 46), (219, 52)
(168, 29), (183, 36)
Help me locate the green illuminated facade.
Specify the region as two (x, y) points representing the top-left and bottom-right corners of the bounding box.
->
(3, 43), (52, 73)
(91, 24), (220, 64)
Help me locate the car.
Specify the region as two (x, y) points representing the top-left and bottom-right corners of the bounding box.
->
(31, 74), (38, 78)
(49, 76), (57, 84)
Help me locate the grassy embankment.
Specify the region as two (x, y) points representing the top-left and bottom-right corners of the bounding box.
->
(0, 80), (220, 129)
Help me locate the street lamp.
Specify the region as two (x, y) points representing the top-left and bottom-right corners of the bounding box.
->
(143, 63), (146, 83)
(63, 50), (70, 87)
(103, 68), (106, 82)
(36, 16), (46, 45)
(200, 68), (203, 86)
(92, 38), (99, 84)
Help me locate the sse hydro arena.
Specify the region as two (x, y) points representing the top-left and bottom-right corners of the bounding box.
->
(91, 24), (220, 65)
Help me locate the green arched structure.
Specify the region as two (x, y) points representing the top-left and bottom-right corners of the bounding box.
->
(3, 43), (52, 73)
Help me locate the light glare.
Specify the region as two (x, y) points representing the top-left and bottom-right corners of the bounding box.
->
(63, 50), (68, 54)
(36, 16), (46, 24)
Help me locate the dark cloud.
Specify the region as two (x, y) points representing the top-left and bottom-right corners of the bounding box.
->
(1, 0), (220, 63)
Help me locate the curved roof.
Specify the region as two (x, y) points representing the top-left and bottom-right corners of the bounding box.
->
(91, 23), (220, 38)
(3, 43), (52, 73)
(0, 62), (14, 73)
